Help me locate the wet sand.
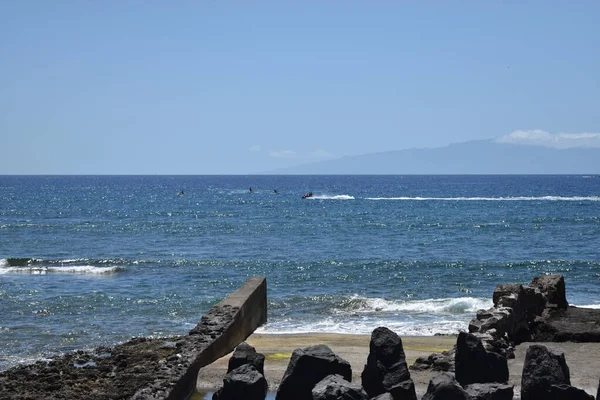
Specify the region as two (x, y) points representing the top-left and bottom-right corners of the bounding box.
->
(196, 333), (600, 399)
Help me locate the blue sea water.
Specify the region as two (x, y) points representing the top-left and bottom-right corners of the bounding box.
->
(1, 175), (600, 371)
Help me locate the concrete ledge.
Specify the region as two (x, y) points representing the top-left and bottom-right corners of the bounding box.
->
(132, 276), (267, 399)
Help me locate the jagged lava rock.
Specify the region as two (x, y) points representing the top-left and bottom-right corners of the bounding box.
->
(213, 364), (267, 400)
(410, 348), (455, 372)
(361, 327), (416, 400)
(464, 383), (513, 400)
(421, 372), (470, 400)
(520, 344), (572, 400)
(276, 344), (351, 400)
(455, 332), (508, 385)
(311, 374), (368, 400)
(530, 274), (568, 310)
(494, 284), (545, 342)
(227, 342), (265, 375)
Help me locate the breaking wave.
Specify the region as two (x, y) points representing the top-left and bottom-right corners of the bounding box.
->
(365, 196), (600, 201)
(0, 258), (123, 275)
(259, 295), (492, 335)
(256, 318), (467, 336)
(308, 194), (355, 200)
(331, 295), (492, 315)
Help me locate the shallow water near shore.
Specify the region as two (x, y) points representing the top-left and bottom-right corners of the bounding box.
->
(1, 175), (600, 370)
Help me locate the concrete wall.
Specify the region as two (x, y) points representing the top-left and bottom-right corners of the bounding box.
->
(131, 276), (267, 400)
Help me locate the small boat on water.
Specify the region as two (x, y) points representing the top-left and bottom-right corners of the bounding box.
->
(301, 192), (313, 199)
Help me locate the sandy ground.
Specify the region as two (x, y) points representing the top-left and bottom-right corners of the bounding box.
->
(196, 333), (600, 399)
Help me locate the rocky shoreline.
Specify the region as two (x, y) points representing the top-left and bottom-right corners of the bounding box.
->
(2, 274), (600, 399)
(209, 275), (599, 399)
(0, 276), (267, 400)
(209, 328), (598, 400)
(0, 337), (182, 399)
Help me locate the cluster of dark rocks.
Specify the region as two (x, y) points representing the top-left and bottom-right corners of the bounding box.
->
(213, 342), (268, 400)
(468, 274), (567, 354)
(217, 327), (598, 400)
(411, 274), (599, 373)
(212, 274), (600, 399)
(214, 327), (415, 400)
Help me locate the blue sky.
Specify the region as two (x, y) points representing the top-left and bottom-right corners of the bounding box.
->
(1, 1), (599, 174)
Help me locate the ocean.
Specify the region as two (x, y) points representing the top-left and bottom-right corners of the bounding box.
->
(1, 175), (599, 371)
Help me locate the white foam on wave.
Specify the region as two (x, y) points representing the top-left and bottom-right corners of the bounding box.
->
(366, 196), (600, 201)
(256, 318), (467, 336)
(0, 354), (53, 369)
(334, 295), (492, 315)
(58, 258), (87, 264)
(574, 304), (600, 309)
(257, 295), (491, 335)
(309, 194), (355, 200)
(0, 265), (123, 275)
(0, 259), (8, 267)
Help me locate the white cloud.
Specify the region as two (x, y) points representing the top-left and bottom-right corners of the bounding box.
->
(496, 130), (600, 149)
(249, 145), (261, 152)
(269, 150), (297, 158)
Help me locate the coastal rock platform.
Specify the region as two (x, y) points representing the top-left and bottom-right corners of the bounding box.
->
(0, 276), (267, 400)
(534, 306), (600, 342)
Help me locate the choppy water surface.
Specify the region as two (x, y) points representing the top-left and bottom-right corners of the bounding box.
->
(1, 175), (599, 370)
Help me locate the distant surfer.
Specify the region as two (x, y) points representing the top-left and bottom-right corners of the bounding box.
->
(249, 187), (253, 193)
(274, 189), (279, 194)
(178, 190), (184, 196)
(301, 192), (313, 199)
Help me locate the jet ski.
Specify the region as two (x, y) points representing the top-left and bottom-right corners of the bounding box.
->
(301, 192), (313, 199)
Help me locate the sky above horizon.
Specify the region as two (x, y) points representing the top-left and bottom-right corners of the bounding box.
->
(1, 2), (599, 174)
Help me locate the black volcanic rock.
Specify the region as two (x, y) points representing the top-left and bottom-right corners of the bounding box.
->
(492, 284), (545, 343)
(410, 349), (455, 372)
(521, 345), (571, 400)
(464, 382), (514, 400)
(361, 327), (416, 400)
(227, 342), (265, 375)
(422, 373), (470, 400)
(530, 274), (568, 310)
(213, 364), (267, 400)
(276, 345), (351, 400)
(455, 332), (508, 385)
(532, 306), (600, 342)
(311, 374), (368, 400)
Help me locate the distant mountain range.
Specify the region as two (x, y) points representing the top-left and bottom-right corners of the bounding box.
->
(265, 139), (600, 174)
